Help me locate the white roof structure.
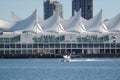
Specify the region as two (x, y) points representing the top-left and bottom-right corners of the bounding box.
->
(11, 11), (43, 24)
(40, 11), (64, 33)
(0, 10), (43, 33)
(10, 10), (43, 33)
(38, 16), (43, 23)
(62, 9), (87, 33)
(104, 13), (120, 32)
(11, 11), (21, 21)
(0, 9), (120, 34)
(0, 20), (16, 32)
(84, 10), (108, 33)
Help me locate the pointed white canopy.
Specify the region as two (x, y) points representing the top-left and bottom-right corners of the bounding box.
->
(62, 9), (87, 33)
(11, 11), (43, 24)
(9, 10), (43, 33)
(40, 11), (64, 33)
(0, 10), (43, 33)
(0, 20), (16, 32)
(38, 16), (43, 23)
(0, 9), (120, 34)
(84, 10), (108, 33)
(104, 13), (120, 32)
(11, 11), (21, 21)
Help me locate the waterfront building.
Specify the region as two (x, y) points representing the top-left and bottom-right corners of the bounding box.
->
(72, 0), (93, 19)
(44, 0), (63, 19)
(0, 10), (120, 55)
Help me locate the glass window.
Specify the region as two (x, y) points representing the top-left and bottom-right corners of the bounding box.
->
(33, 44), (37, 48)
(27, 44), (32, 48)
(117, 49), (120, 53)
(55, 44), (60, 48)
(16, 44), (21, 48)
(22, 44), (26, 48)
(78, 44), (82, 48)
(116, 43), (120, 48)
(111, 49), (115, 53)
(100, 44), (104, 48)
(38, 44), (43, 48)
(16, 50), (21, 54)
(88, 43), (93, 48)
(72, 44), (76, 48)
(61, 44), (65, 48)
(83, 44), (87, 48)
(10, 44), (15, 48)
(0, 44), (4, 48)
(66, 44), (71, 48)
(105, 43), (110, 48)
(94, 44), (99, 48)
(111, 43), (115, 48)
(50, 44), (54, 48)
(5, 44), (9, 48)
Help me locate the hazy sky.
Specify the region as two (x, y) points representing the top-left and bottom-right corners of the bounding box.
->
(0, 0), (119, 21)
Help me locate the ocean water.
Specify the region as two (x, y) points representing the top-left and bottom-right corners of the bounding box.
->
(0, 58), (120, 80)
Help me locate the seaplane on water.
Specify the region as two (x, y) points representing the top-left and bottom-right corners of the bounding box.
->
(61, 55), (83, 62)
(61, 55), (97, 62)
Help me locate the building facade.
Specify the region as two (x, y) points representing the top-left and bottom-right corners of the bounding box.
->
(44, 0), (63, 20)
(0, 10), (120, 57)
(72, 0), (93, 20)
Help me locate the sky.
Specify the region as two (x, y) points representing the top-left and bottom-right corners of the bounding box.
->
(0, 0), (119, 21)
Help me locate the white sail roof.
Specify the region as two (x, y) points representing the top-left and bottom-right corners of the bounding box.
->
(11, 11), (21, 21)
(62, 9), (87, 33)
(40, 11), (64, 33)
(11, 11), (43, 24)
(38, 16), (43, 23)
(0, 9), (120, 34)
(0, 20), (16, 32)
(104, 13), (120, 32)
(9, 10), (43, 33)
(73, 10), (87, 22)
(84, 10), (108, 33)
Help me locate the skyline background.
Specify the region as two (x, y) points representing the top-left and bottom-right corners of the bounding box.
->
(0, 0), (119, 21)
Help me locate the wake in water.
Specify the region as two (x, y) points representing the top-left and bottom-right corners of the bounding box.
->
(61, 57), (113, 62)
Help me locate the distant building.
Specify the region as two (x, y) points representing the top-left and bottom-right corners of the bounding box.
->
(44, 0), (63, 20)
(72, 0), (93, 20)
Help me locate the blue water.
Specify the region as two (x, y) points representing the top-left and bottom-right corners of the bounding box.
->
(0, 59), (120, 80)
